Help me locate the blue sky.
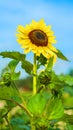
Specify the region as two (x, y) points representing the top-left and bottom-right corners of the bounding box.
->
(0, 0), (73, 77)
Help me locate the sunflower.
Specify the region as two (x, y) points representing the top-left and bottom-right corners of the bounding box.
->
(16, 19), (57, 62)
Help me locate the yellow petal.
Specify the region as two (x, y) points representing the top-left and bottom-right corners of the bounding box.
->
(47, 25), (52, 30)
(17, 39), (23, 44)
(53, 54), (57, 63)
(39, 19), (44, 24)
(36, 50), (41, 56)
(44, 48), (54, 56)
(16, 34), (28, 40)
(49, 38), (57, 44)
(16, 19), (57, 61)
(47, 31), (54, 36)
(32, 20), (37, 25)
(22, 44), (29, 48)
(32, 46), (38, 53)
(24, 47), (31, 54)
(42, 50), (48, 58)
(48, 44), (58, 52)
(37, 46), (44, 53)
(38, 19), (47, 28)
(17, 25), (25, 33)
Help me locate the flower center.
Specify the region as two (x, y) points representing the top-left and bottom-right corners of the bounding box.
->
(28, 29), (48, 46)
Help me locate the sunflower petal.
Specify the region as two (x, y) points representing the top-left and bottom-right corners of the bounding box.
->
(17, 25), (25, 33)
(32, 20), (37, 25)
(24, 48), (31, 54)
(48, 44), (58, 52)
(16, 19), (57, 62)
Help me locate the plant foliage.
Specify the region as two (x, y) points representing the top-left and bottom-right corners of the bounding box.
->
(0, 51), (73, 130)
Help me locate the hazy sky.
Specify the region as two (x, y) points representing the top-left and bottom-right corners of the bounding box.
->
(0, 0), (73, 77)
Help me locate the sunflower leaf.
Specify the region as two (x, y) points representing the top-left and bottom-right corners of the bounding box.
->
(11, 71), (21, 80)
(27, 93), (46, 115)
(1, 60), (19, 75)
(8, 60), (19, 72)
(45, 57), (53, 72)
(0, 51), (26, 62)
(54, 49), (69, 61)
(66, 123), (73, 130)
(46, 98), (64, 120)
(37, 54), (47, 68)
(21, 60), (33, 74)
(60, 114), (73, 125)
(0, 86), (21, 108)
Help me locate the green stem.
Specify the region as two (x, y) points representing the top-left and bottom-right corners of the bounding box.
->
(12, 81), (26, 106)
(0, 98), (32, 118)
(5, 116), (12, 130)
(33, 54), (37, 95)
(31, 125), (36, 130)
(64, 106), (73, 110)
(31, 118), (36, 130)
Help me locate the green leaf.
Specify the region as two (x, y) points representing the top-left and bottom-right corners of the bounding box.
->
(0, 51), (26, 62)
(0, 107), (8, 119)
(66, 123), (73, 130)
(0, 51), (33, 74)
(0, 86), (21, 108)
(47, 98), (64, 120)
(1, 60), (19, 76)
(45, 57), (53, 72)
(0, 87), (15, 99)
(37, 54), (47, 68)
(12, 71), (20, 80)
(27, 93), (46, 115)
(60, 114), (73, 125)
(10, 117), (30, 130)
(54, 49), (69, 61)
(64, 75), (73, 86)
(8, 60), (19, 72)
(58, 74), (73, 86)
(1, 60), (20, 84)
(21, 60), (33, 74)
